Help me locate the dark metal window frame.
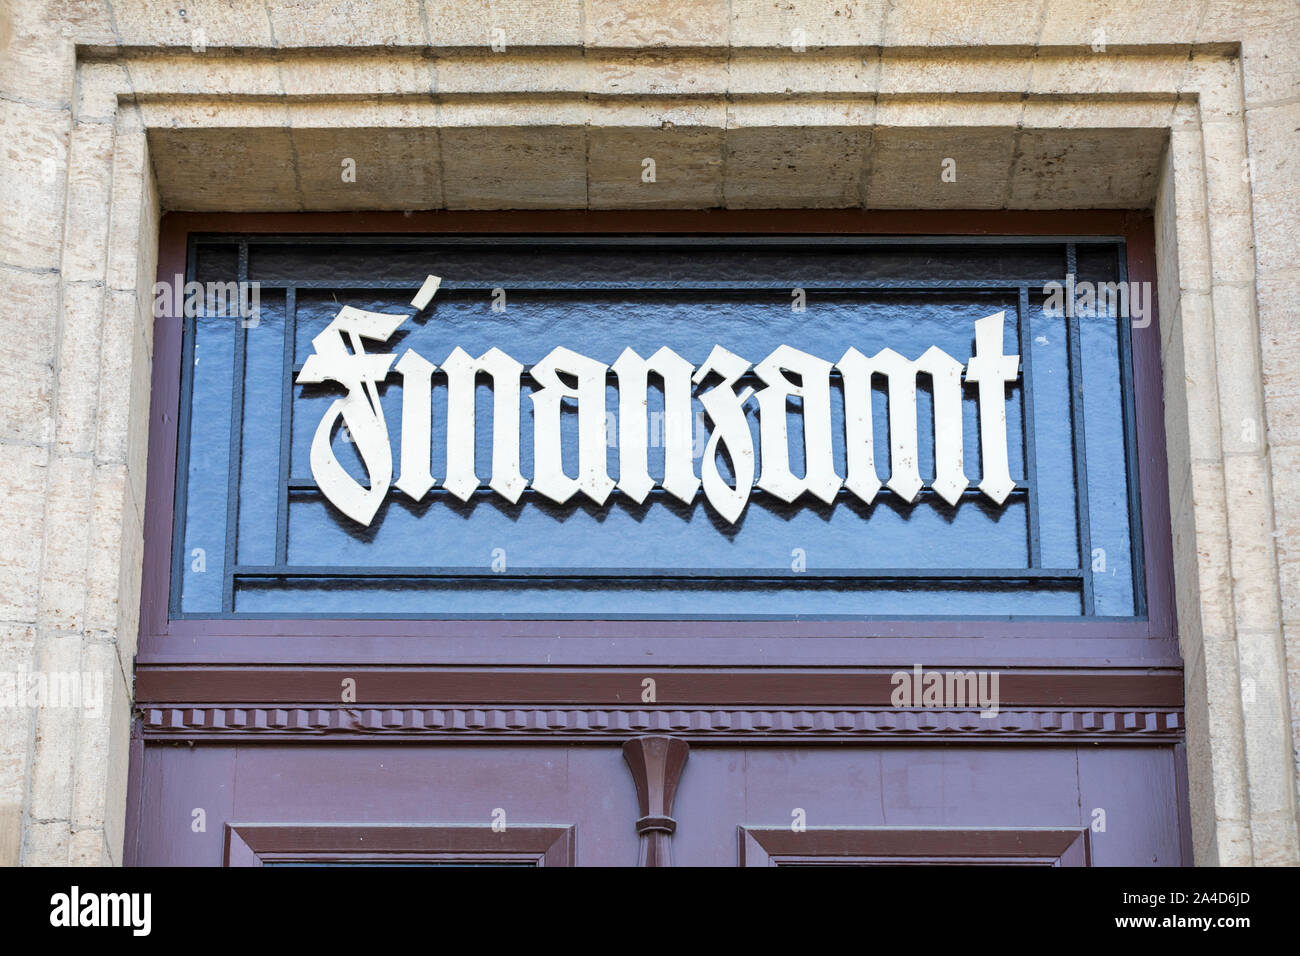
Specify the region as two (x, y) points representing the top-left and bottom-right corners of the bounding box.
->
(171, 234), (1141, 623)
(138, 210), (1176, 673)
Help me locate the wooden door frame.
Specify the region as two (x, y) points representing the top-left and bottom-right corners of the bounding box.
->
(137, 210), (1176, 690)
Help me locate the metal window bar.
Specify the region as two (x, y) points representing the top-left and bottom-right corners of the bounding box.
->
(292, 362), (1023, 384)
(274, 287), (297, 566)
(1115, 241), (1148, 617)
(242, 280), (1069, 293)
(220, 240), (251, 613)
(1017, 284), (1042, 568)
(1064, 243), (1095, 615)
(229, 565), (1084, 583)
(283, 479), (1031, 497)
(191, 233), (1129, 249)
(167, 235), (200, 615)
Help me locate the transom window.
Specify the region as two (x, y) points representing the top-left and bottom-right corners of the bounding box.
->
(169, 235), (1145, 620)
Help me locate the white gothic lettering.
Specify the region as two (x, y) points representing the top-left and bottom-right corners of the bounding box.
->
(296, 276), (1021, 526)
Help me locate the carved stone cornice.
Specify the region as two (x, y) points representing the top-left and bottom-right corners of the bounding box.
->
(138, 705), (1183, 743)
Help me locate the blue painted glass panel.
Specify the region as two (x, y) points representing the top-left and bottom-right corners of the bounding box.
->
(178, 311), (232, 613)
(237, 293), (285, 567)
(1027, 301), (1079, 569)
(1081, 308), (1137, 615)
(248, 240), (1069, 286)
(170, 237), (1145, 620)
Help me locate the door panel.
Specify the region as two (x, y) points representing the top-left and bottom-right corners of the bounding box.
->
(131, 742), (1185, 866)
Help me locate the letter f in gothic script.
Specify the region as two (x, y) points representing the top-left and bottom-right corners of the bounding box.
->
(297, 305), (407, 525)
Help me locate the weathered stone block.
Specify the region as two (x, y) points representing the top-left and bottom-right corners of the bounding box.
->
(0, 268), (58, 445)
(0, 101), (70, 272)
(441, 127), (587, 208)
(1257, 271), (1300, 447)
(1168, 127), (1213, 294)
(67, 827), (110, 866)
(292, 127), (442, 210)
(730, 0), (885, 48)
(1251, 188), (1300, 280)
(0, 4), (77, 106)
(146, 126), (301, 213)
(84, 463), (129, 635)
(21, 820), (70, 866)
(866, 126), (1012, 208)
(0, 447), (48, 623)
(1174, 292), (1224, 463)
(724, 126), (868, 208)
(1222, 455), (1282, 633)
(266, 1), (426, 47)
(588, 126), (723, 208)
(108, 1), (275, 47)
(585, 0), (728, 48)
(62, 121), (116, 284)
(1199, 0), (1300, 107)
(1201, 637), (1250, 822)
(1009, 127), (1165, 208)
(1190, 461), (1235, 643)
(883, 0), (1043, 47)
(36, 456), (94, 633)
(53, 282), (105, 457)
(1211, 283), (1266, 458)
(1039, 0), (1203, 48)
(27, 632), (84, 822)
(428, 0), (584, 48)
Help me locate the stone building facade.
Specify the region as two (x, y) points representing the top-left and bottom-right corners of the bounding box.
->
(0, 0), (1297, 866)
